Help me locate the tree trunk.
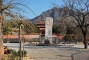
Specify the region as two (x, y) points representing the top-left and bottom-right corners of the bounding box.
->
(0, 0), (3, 59)
(83, 34), (88, 49)
(0, 18), (3, 60)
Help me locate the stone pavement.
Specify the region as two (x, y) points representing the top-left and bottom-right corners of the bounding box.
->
(73, 51), (89, 60)
(23, 50), (89, 60)
(22, 55), (34, 60)
(23, 58), (34, 60)
(4, 43), (89, 60)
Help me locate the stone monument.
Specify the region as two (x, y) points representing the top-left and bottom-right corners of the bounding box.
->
(45, 17), (53, 44)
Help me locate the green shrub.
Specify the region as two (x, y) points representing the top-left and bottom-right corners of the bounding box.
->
(18, 50), (27, 57)
(4, 46), (8, 49)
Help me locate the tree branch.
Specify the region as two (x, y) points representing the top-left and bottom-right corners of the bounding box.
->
(1, 0), (14, 12)
(12, 3), (37, 16)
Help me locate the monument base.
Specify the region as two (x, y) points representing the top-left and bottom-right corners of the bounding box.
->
(44, 39), (53, 45)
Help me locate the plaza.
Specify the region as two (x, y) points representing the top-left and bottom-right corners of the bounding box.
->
(3, 43), (89, 60)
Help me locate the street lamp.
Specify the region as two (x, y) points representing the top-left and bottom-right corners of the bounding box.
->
(21, 25), (25, 58)
(19, 20), (23, 60)
(22, 35), (25, 58)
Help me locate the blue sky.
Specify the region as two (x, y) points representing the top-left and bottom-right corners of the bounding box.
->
(15, 0), (63, 19)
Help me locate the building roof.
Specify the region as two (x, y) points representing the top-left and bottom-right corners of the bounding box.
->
(37, 21), (45, 24)
(39, 28), (45, 30)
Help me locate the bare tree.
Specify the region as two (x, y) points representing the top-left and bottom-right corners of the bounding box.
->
(0, 0), (4, 59)
(62, 0), (89, 49)
(0, 0), (36, 59)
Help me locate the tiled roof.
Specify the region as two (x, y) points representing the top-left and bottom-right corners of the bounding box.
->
(39, 28), (45, 30)
(38, 21), (45, 24)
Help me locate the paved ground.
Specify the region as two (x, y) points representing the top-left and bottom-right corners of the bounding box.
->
(3, 43), (89, 60)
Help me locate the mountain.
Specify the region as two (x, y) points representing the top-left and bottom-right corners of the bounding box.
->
(31, 7), (70, 24)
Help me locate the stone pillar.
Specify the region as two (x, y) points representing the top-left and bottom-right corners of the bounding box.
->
(45, 17), (53, 44)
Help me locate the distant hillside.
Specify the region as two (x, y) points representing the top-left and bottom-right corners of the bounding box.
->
(31, 7), (70, 24)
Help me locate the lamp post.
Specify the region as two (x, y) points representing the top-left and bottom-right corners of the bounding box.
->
(19, 21), (23, 60)
(22, 35), (25, 58)
(21, 25), (24, 58)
